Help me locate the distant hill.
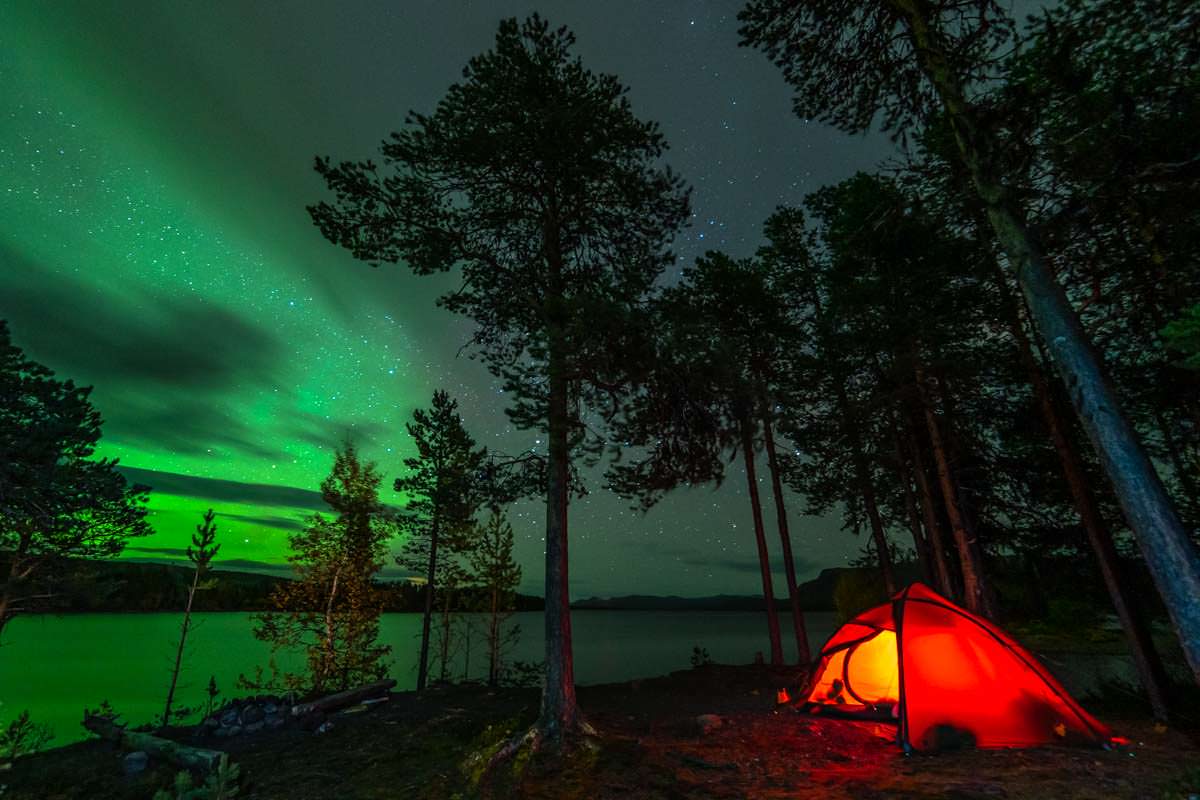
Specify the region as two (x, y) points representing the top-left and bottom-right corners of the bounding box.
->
(10, 557), (543, 613)
(16, 559), (930, 614)
(571, 567), (866, 612)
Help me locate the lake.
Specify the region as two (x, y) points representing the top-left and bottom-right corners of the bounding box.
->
(0, 610), (1143, 746)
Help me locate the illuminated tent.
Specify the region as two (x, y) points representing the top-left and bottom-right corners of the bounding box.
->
(800, 582), (1114, 751)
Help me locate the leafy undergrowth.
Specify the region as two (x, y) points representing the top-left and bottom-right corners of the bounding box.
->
(8, 666), (1200, 799)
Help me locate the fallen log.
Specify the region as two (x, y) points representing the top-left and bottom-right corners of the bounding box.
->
(290, 679), (396, 717)
(82, 714), (223, 772)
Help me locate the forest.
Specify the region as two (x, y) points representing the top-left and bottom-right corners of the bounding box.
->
(3, 0), (1200, 798)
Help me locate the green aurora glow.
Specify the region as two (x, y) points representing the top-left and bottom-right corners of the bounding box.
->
(0, 3), (441, 571)
(1, 1), (884, 596)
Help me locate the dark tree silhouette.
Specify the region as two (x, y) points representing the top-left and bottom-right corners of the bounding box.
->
(761, 176), (1003, 618)
(0, 321), (151, 642)
(395, 390), (487, 691)
(467, 509), (522, 687)
(247, 444), (392, 694)
(161, 508), (220, 730)
(611, 251), (813, 665)
(308, 16), (689, 743)
(740, 0), (1200, 684)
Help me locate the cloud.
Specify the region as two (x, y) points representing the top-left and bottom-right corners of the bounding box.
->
(0, 247), (292, 460)
(219, 512), (307, 531)
(118, 466), (328, 511)
(279, 410), (392, 454)
(126, 545), (189, 557)
(103, 395), (290, 461)
(211, 558), (294, 575)
(0, 246), (283, 391)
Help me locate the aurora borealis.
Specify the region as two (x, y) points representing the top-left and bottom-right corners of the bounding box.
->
(0, 1), (894, 596)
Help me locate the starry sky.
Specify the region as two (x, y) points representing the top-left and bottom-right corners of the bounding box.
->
(0, 0), (903, 598)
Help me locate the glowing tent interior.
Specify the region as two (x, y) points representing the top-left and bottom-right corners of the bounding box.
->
(800, 582), (1116, 751)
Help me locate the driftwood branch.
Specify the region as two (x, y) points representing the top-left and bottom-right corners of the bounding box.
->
(290, 679), (396, 717)
(82, 713), (223, 772)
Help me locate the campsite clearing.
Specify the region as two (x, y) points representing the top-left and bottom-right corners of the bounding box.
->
(10, 664), (1199, 799)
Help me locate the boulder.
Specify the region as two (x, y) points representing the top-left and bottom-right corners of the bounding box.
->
(122, 751), (149, 776)
(695, 714), (724, 735)
(241, 705), (265, 725)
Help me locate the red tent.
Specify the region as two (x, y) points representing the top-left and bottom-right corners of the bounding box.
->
(800, 582), (1115, 751)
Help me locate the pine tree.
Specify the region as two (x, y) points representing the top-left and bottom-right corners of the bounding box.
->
(309, 15), (689, 743)
(0, 321), (151, 642)
(739, 0), (1200, 683)
(395, 390), (487, 691)
(468, 510), (523, 686)
(610, 252), (803, 664)
(247, 444), (392, 694)
(161, 508), (220, 729)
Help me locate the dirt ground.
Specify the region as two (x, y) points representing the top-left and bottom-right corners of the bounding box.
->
(9, 665), (1200, 799)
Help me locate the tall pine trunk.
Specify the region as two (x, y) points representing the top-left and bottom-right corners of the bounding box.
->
(758, 388), (810, 663)
(833, 386), (896, 595)
(904, 422), (956, 600)
(892, 422), (934, 585)
(1008, 293), (1173, 720)
(915, 362), (995, 618)
(416, 520), (439, 691)
(893, 0), (1200, 683)
(162, 566), (202, 729)
(859, 466), (897, 597)
(739, 412), (784, 666)
(538, 263), (580, 739)
(488, 586), (501, 687)
(439, 584), (454, 682)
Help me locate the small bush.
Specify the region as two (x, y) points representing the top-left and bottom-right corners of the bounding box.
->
(690, 645), (712, 668)
(153, 753), (241, 800)
(499, 660), (543, 688)
(0, 710), (53, 762)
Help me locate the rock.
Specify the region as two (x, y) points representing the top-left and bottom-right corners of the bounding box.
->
(298, 711), (328, 732)
(262, 702), (278, 715)
(245, 722), (264, 734)
(695, 714), (723, 735)
(315, 721), (333, 735)
(202, 716), (220, 729)
(122, 751), (149, 776)
(215, 725), (242, 738)
(265, 714), (285, 729)
(219, 709), (240, 727)
(241, 705), (265, 725)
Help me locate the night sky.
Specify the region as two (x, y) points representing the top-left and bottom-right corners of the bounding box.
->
(0, 1), (898, 598)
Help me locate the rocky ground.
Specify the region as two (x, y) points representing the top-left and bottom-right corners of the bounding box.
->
(8, 665), (1200, 799)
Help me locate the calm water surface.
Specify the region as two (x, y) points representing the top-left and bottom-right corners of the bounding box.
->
(0, 610), (1138, 745)
(1, 611), (831, 744)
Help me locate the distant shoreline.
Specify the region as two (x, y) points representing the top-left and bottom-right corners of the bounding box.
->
(12, 556), (873, 614)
